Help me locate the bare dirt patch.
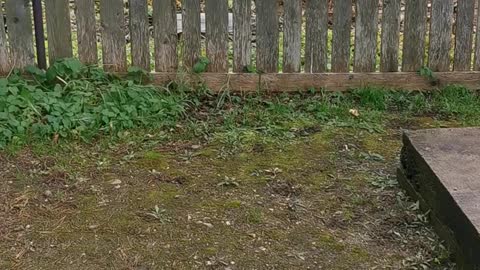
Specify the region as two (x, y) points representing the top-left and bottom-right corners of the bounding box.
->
(0, 117), (455, 269)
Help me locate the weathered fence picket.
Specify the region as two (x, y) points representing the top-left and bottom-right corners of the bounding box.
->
(129, 0), (150, 71)
(45, 0), (72, 64)
(100, 0), (127, 72)
(5, 0), (35, 68)
(153, 0), (177, 72)
(256, 0), (279, 73)
(475, 0), (480, 71)
(182, 0), (201, 68)
(233, 0), (251, 72)
(380, 0), (401, 72)
(305, 0), (328, 73)
(74, 0), (98, 65)
(402, 0), (428, 72)
(283, 0), (302, 73)
(453, 0), (475, 71)
(428, 0), (454, 72)
(331, 0), (352, 72)
(205, 0), (229, 72)
(0, 4), (10, 74)
(1, 0), (480, 91)
(354, 0), (379, 72)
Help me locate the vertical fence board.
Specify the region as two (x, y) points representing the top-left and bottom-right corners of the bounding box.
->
(283, 0), (302, 73)
(380, 0), (401, 72)
(5, 0), (34, 69)
(0, 4), (10, 74)
(183, 0), (201, 68)
(129, 0), (150, 70)
(305, 0), (328, 73)
(206, 0), (228, 72)
(153, 0), (177, 72)
(256, 0), (279, 73)
(100, 0), (127, 72)
(453, 0), (475, 71)
(402, 0), (427, 72)
(233, 0), (251, 72)
(331, 0), (352, 72)
(428, 0), (454, 71)
(45, 0), (72, 64)
(354, 0), (379, 72)
(75, 0), (98, 65)
(475, 0), (480, 70)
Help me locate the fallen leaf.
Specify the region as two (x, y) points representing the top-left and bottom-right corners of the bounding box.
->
(110, 179), (122, 185)
(349, 109), (360, 117)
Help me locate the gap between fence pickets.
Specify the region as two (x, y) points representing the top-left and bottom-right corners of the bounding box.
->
(140, 72), (480, 92)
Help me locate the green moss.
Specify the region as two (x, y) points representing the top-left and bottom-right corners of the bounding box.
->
(136, 151), (172, 170)
(360, 133), (401, 160)
(224, 200), (242, 209)
(245, 207), (263, 224)
(350, 247), (370, 260)
(317, 233), (346, 252)
(144, 186), (179, 206)
(204, 247), (218, 256)
(143, 151), (164, 160)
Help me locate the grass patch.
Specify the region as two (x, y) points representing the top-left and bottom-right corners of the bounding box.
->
(1, 58), (480, 151)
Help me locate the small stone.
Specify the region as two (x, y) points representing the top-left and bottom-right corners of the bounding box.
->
(191, 145), (201, 150)
(196, 221), (213, 228)
(44, 190), (53, 197)
(110, 179), (122, 185)
(88, 224), (99, 230)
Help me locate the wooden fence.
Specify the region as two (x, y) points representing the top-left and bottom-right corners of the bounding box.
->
(1, 0), (480, 91)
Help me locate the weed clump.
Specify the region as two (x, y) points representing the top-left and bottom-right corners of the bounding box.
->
(0, 59), (187, 147)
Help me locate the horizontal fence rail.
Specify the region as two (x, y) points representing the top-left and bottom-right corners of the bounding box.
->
(0, 0), (480, 91)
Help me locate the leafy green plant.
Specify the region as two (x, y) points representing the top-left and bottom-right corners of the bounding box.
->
(193, 57), (210, 74)
(0, 59), (188, 148)
(418, 66), (439, 86)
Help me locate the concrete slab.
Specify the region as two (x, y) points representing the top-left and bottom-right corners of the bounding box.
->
(398, 128), (480, 269)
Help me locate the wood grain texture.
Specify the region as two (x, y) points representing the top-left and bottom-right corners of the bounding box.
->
(402, 0), (427, 72)
(74, 0), (98, 65)
(331, 0), (352, 72)
(283, 0), (302, 73)
(453, 0), (475, 71)
(100, 0), (127, 72)
(129, 0), (150, 70)
(233, 0), (251, 72)
(45, 0), (73, 64)
(5, 0), (35, 69)
(182, 0), (201, 68)
(153, 0), (177, 72)
(256, 0), (279, 73)
(146, 72), (480, 92)
(428, 0), (454, 72)
(475, 0), (480, 70)
(0, 4), (10, 74)
(205, 0), (229, 72)
(305, 0), (328, 73)
(354, 0), (379, 72)
(380, 0), (401, 72)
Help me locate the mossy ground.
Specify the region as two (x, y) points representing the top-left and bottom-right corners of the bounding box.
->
(0, 111), (459, 269)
